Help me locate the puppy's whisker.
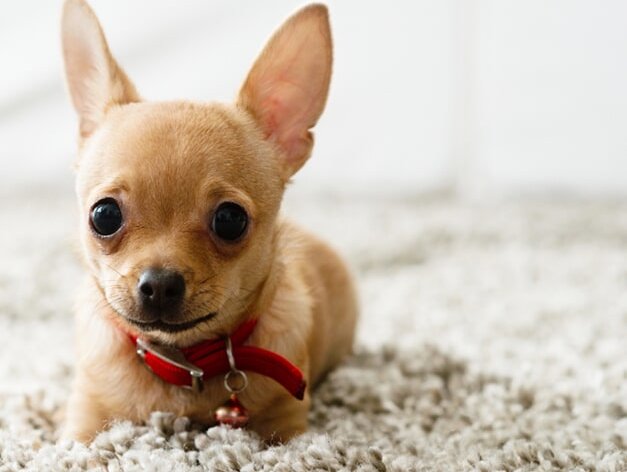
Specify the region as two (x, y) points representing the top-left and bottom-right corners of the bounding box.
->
(103, 263), (124, 278)
(196, 274), (218, 286)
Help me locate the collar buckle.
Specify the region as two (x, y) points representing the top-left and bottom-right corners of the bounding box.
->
(136, 337), (204, 392)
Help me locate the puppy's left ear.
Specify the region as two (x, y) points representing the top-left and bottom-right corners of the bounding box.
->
(238, 4), (333, 180)
(61, 0), (139, 139)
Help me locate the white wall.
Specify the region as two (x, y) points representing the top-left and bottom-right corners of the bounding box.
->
(0, 1), (626, 198)
(470, 0), (627, 198)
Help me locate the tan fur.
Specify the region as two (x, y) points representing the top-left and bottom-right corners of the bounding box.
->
(61, 0), (358, 442)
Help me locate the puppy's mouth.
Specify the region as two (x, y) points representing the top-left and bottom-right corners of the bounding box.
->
(123, 312), (218, 333)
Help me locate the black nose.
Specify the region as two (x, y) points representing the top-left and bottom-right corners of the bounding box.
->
(138, 268), (185, 312)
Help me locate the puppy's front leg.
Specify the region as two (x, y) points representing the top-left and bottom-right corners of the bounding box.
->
(249, 393), (311, 443)
(62, 387), (109, 443)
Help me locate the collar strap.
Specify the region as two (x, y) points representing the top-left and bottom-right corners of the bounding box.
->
(129, 319), (306, 400)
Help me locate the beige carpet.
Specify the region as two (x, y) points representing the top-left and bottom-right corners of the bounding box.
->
(0, 188), (625, 471)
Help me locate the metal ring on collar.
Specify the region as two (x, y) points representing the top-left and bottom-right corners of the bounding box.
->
(224, 337), (248, 393)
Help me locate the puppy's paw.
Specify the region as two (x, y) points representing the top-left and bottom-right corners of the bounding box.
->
(263, 424), (308, 444)
(59, 421), (100, 444)
(249, 394), (310, 443)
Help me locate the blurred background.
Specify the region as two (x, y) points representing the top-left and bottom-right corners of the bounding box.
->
(2, 0), (627, 199)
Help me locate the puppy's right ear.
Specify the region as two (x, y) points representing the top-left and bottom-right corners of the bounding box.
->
(61, 0), (138, 139)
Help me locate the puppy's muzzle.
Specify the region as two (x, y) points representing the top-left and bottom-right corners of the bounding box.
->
(137, 268), (185, 315)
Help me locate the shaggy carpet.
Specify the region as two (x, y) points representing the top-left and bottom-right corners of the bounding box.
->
(0, 188), (625, 471)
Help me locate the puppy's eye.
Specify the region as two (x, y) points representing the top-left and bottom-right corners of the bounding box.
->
(211, 202), (248, 242)
(90, 198), (123, 236)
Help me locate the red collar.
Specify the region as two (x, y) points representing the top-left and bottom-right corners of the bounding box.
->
(128, 319), (306, 400)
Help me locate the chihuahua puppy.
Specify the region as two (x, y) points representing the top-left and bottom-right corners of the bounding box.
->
(60, 0), (358, 442)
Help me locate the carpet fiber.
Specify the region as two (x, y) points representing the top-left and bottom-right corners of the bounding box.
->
(0, 190), (625, 471)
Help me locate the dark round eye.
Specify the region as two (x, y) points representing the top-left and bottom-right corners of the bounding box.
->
(211, 202), (248, 242)
(90, 198), (123, 236)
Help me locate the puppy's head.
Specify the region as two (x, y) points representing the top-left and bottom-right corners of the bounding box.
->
(61, 0), (332, 344)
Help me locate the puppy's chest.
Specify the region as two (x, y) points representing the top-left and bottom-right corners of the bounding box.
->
(90, 331), (302, 424)
(94, 351), (222, 422)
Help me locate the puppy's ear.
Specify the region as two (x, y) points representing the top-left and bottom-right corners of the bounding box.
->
(238, 4), (332, 180)
(61, 0), (139, 139)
